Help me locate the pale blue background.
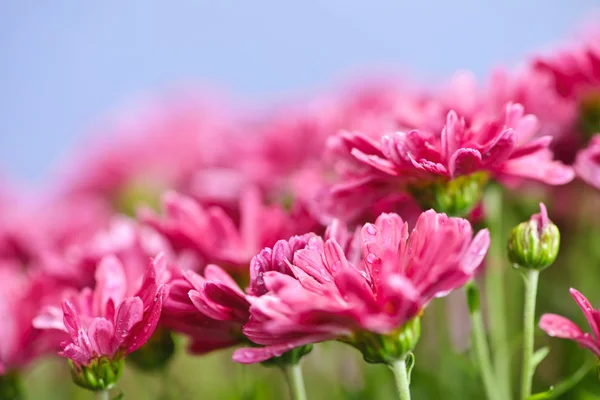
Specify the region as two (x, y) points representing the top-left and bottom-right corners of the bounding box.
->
(0, 1), (597, 181)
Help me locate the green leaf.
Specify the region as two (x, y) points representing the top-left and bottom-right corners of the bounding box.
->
(526, 387), (554, 400)
(406, 352), (415, 384)
(112, 392), (125, 400)
(531, 346), (550, 372)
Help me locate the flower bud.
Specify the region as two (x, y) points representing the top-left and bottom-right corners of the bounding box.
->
(0, 371), (24, 400)
(344, 317), (421, 365)
(508, 203), (560, 270)
(69, 357), (124, 392)
(410, 172), (489, 217)
(127, 327), (176, 372)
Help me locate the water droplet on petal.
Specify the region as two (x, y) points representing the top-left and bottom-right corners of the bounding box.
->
(366, 253), (378, 264)
(366, 225), (377, 235)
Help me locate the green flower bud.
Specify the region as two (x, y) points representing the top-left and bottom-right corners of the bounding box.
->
(260, 345), (314, 368)
(341, 317), (421, 365)
(0, 371), (24, 400)
(508, 203), (560, 270)
(410, 171), (489, 217)
(69, 357), (124, 392)
(127, 327), (176, 372)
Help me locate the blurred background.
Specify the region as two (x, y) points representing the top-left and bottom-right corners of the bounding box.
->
(0, 0), (597, 182)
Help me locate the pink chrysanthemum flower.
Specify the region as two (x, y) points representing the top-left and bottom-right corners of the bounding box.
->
(141, 187), (301, 276)
(574, 134), (600, 189)
(539, 288), (600, 357)
(55, 93), (238, 216)
(34, 255), (169, 390)
(161, 265), (250, 355)
(533, 27), (600, 139)
(330, 103), (573, 217)
(0, 265), (67, 375)
(161, 233), (317, 357)
(41, 216), (173, 289)
(233, 210), (490, 364)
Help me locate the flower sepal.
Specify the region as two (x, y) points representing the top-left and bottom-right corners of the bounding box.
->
(127, 327), (176, 372)
(260, 345), (314, 368)
(69, 357), (124, 392)
(410, 172), (489, 217)
(343, 317), (421, 365)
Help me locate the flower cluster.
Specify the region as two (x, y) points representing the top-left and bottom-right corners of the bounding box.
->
(2, 19), (600, 400)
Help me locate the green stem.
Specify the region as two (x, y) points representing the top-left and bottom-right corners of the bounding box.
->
(468, 284), (504, 400)
(520, 269), (540, 400)
(283, 363), (308, 400)
(389, 357), (411, 400)
(95, 391), (109, 400)
(484, 186), (511, 400)
(545, 358), (596, 399)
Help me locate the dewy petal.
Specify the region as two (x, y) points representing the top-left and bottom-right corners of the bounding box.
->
(60, 343), (92, 365)
(125, 285), (169, 354)
(461, 229), (491, 274)
(62, 301), (82, 338)
(114, 297), (144, 347)
(480, 128), (516, 168)
(570, 288), (600, 340)
(93, 255), (127, 317)
(232, 334), (334, 364)
(499, 151), (575, 185)
(449, 148), (482, 178)
(539, 313), (584, 339)
(88, 318), (117, 357)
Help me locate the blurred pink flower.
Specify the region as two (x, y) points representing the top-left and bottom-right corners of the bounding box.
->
(141, 187), (302, 275)
(574, 134), (600, 189)
(55, 93), (239, 214)
(161, 265), (250, 355)
(233, 210), (490, 363)
(161, 233), (318, 356)
(0, 265), (68, 374)
(533, 32), (600, 99)
(539, 288), (600, 357)
(328, 103), (573, 216)
(41, 216), (173, 290)
(34, 255), (169, 367)
(334, 102), (573, 188)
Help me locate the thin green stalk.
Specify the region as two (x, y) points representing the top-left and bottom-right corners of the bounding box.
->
(484, 186), (511, 400)
(95, 391), (109, 400)
(282, 363), (308, 400)
(468, 284), (504, 400)
(390, 357), (411, 400)
(520, 269), (540, 400)
(545, 357), (596, 399)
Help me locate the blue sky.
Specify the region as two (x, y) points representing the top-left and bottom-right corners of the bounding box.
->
(0, 1), (597, 181)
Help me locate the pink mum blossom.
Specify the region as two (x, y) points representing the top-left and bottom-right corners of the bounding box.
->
(161, 265), (250, 355)
(533, 31), (600, 99)
(574, 135), (600, 189)
(161, 233), (317, 356)
(334, 102), (573, 189)
(141, 187), (301, 274)
(233, 210), (490, 363)
(34, 255), (169, 367)
(539, 288), (600, 357)
(0, 265), (68, 374)
(41, 216), (173, 290)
